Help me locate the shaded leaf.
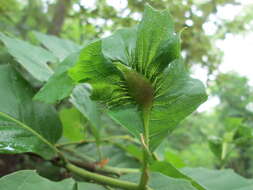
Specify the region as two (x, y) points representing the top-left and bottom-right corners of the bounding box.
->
(34, 31), (81, 61)
(0, 170), (106, 190)
(69, 40), (119, 83)
(136, 4), (175, 74)
(149, 59), (207, 150)
(108, 106), (143, 137)
(120, 172), (197, 190)
(102, 27), (137, 65)
(77, 143), (139, 168)
(77, 182), (106, 190)
(59, 107), (86, 142)
(34, 52), (79, 104)
(208, 137), (222, 159)
(0, 170), (75, 190)
(0, 65), (62, 159)
(0, 33), (56, 81)
(70, 84), (101, 142)
(182, 167), (253, 190)
(164, 150), (185, 168)
(150, 161), (206, 190)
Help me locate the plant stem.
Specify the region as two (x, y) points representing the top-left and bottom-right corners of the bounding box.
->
(61, 147), (138, 175)
(138, 108), (151, 189)
(56, 135), (137, 147)
(66, 163), (140, 190)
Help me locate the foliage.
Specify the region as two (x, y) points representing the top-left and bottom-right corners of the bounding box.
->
(0, 0), (253, 190)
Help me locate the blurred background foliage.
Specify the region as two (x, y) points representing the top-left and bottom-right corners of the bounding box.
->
(1, 0), (253, 179)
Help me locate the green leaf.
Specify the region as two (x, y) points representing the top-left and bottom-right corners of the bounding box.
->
(164, 150), (185, 168)
(224, 117), (243, 132)
(135, 4), (175, 74)
(0, 170), (75, 190)
(102, 26), (137, 65)
(0, 65), (62, 159)
(77, 182), (106, 190)
(70, 84), (101, 142)
(59, 107), (86, 142)
(153, 33), (181, 73)
(34, 31), (81, 61)
(0, 170), (106, 190)
(149, 59), (207, 150)
(150, 161), (206, 190)
(234, 125), (253, 145)
(182, 167), (253, 190)
(108, 59), (207, 150)
(125, 144), (143, 162)
(69, 40), (119, 83)
(120, 172), (197, 190)
(77, 143), (139, 168)
(68, 5), (207, 150)
(68, 40), (120, 101)
(108, 106), (143, 137)
(208, 137), (222, 159)
(34, 52), (79, 104)
(0, 33), (56, 82)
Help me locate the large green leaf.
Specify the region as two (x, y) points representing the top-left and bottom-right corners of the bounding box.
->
(69, 40), (119, 83)
(0, 170), (75, 190)
(150, 161), (206, 190)
(181, 168), (253, 190)
(120, 172), (197, 190)
(0, 65), (62, 159)
(68, 40), (121, 102)
(34, 31), (81, 61)
(70, 84), (101, 142)
(108, 106), (143, 137)
(102, 27), (137, 66)
(149, 59), (207, 149)
(0, 33), (56, 81)
(77, 182), (106, 190)
(59, 107), (86, 142)
(0, 170), (106, 190)
(34, 52), (79, 104)
(77, 143), (139, 168)
(68, 5), (207, 150)
(135, 4), (175, 74)
(109, 59), (206, 150)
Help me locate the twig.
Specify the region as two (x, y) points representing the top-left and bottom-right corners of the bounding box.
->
(56, 135), (138, 148)
(60, 147), (139, 176)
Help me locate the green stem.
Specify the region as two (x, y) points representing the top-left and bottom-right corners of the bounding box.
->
(61, 147), (138, 175)
(56, 135), (137, 147)
(66, 163), (140, 190)
(138, 108), (151, 190)
(221, 142), (228, 161)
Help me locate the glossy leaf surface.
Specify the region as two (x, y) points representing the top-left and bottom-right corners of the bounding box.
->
(0, 65), (62, 159)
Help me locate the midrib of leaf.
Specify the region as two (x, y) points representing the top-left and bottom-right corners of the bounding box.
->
(0, 111), (58, 155)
